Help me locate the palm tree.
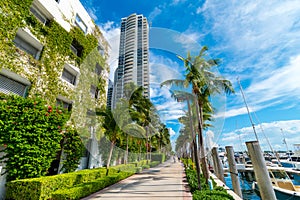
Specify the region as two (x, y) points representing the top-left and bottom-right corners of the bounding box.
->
(171, 90), (202, 190)
(161, 46), (234, 182)
(96, 108), (121, 168)
(97, 100), (145, 167)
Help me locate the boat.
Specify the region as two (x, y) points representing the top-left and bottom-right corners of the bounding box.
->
(253, 167), (300, 199)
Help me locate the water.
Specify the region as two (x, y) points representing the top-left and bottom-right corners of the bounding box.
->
(224, 173), (261, 200)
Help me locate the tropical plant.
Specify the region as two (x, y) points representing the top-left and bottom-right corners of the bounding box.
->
(161, 46), (234, 183)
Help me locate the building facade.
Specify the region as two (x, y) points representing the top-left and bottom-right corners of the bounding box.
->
(106, 80), (114, 110)
(113, 13), (149, 106)
(0, 0), (110, 197)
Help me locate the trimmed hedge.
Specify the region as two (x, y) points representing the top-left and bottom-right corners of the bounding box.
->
(151, 153), (166, 163)
(149, 161), (160, 168)
(5, 160), (151, 200)
(52, 172), (134, 200)
(6, 167), (108, 200)
(192, 190), (234, 200)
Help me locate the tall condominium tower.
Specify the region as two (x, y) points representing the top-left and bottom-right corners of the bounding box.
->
(113, 13), (149, 105)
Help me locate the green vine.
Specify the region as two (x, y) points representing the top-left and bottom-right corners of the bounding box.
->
(61, 125), (84, 173)
(0, 0), (109, 153)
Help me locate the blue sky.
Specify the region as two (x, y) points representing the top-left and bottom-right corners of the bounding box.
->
(80, 0), (300, 152)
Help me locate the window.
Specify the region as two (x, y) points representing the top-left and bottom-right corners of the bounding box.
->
(95, 63), (103, 76)
(0, 69), (31, 97)
(70, 39), (83, 57)
(30, 5), (49, 25)
(13, 28), (43, 60)
(75, 14), (87, 34)
(61, 63), (80, 86)
(97, 44), (105, 56)
(56, 97), (72, 111)
(90, 85), (99, 99)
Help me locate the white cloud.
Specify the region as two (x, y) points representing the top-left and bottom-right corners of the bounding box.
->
(98, 21), (120, 81)
(169, 128), (176, 136)
(171, 0), (186, 5)
(217, 120), (300, 151)
(148, 7), (162, 22)
(218, 54), (300, 118)
(172, 31), (204, 53)
(86, 7), (98, 21)
(201, 0), (300, 76)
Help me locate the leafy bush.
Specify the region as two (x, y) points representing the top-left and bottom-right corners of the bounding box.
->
(51, 172), (133, 200)
(151, 153), (166, 163)
(5, 167), (107, 200)
(61, 126), (84, 173)
(192, 190), (234, 200)
(0, 94), (70, 181)
(142, 164), (150, 169)
(150, 161), (160, 167)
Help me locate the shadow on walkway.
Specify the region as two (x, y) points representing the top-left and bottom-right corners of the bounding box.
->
(81, 158), (192, 200)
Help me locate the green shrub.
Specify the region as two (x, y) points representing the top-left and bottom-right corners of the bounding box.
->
(142, 164), (150, 169)
(6, 160), (145, 200)
(5, 167), (107, 200)
(135, 167), (143, 173)
(52, 171), (134, 200)
(192, 190), (234, 200)
(151, 153), (166, 163)
(0, 95), (70, 181)
(150, 161), (160, 168)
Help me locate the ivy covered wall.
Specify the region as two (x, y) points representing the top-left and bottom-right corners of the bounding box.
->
(0, 0), (110, 140)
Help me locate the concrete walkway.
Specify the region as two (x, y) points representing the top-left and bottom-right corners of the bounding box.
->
(82, 158), (192, 200)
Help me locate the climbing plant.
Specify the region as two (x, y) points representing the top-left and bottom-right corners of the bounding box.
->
(61, 126), (84, 173)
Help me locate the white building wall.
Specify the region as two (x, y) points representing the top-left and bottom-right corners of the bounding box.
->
(33, 0), (95, 34)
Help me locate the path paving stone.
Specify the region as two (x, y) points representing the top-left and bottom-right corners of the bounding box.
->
(82, 158), (192, 200)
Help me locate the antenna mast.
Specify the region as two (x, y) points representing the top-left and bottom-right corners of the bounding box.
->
(237, 78), (259, 141)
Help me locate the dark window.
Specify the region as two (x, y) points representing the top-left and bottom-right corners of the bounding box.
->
(56, 98), (72, 111)
(0, 74), (28, 97)
(61, 68), (76, 85)
(95, 63), (103, 76)
(30, 6), (49, 25)
(70, 39), (83, 57)
(14, 35), (39, 59)
(90, 85), (99, 99)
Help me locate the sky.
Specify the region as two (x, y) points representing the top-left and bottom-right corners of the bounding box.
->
(80, 0), (300, 152)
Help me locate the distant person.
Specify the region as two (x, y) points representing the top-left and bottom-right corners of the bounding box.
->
(173, 156), (176, 163)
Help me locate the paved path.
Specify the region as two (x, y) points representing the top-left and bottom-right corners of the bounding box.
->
(82, 158), (192, 200)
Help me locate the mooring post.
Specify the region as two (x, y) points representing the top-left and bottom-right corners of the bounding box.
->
(246, 141), (276, 200)
(212, 147), (225, 183)
(226, 146), (243, 198)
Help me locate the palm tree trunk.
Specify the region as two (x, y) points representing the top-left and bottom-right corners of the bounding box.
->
(125, 135), (128, 164)
(187, 98), (202, 190)
(107, 141), (114, 168)
(195, 96), (209, 183)
(139, 142), (142, 161)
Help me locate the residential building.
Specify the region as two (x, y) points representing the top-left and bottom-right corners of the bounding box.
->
(106, 80), (114, 110)
(0, 0), (110, 197)
(113, 13), (149, 106)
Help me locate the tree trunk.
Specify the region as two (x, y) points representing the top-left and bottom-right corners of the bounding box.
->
(106, 141), (114, 168)
(195, 96), (209, 183)
(125, 135), (128, 164)
(139, 142), (142, 161)
(187, 98), (202, 190)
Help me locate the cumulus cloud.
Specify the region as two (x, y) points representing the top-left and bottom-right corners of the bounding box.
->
(217, 120), (300, 151)
(98, 21), (120, 81)
(148, 7), (162, 22)
(216, 54), (300, 118)
(169, 128), (176, 136)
